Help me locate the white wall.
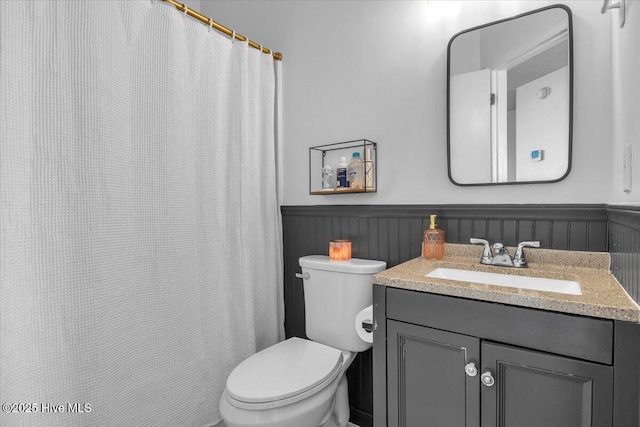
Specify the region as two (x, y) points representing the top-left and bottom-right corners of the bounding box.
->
(516, 67), (569, 181)
(611, 0), (640, 205)
(185, 0), (201, 12)
(201, 0), (615, 206)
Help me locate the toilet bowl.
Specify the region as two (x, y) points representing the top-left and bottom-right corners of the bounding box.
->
(219, 338), (353, 427)
(220, 256), (386, 427)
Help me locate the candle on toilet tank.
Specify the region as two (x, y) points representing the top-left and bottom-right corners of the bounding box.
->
(329, 240), (351, 261)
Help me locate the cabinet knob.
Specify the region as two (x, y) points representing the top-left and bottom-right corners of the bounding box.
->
(464, 363), (478, 377)
(481, 371), (495, 387)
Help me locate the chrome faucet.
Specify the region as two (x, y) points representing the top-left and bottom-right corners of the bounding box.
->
(470, 238), (540, 268)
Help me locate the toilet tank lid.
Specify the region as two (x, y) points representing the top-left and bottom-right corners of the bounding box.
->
(300, 255), (387, 274)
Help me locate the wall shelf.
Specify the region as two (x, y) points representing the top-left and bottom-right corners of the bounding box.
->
(310, 188), (377, 195)
(308, 139), (378, 195)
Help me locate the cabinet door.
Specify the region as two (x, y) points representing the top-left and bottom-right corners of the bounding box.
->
(387, 320), (480, 427)
(480, 342), (613, 427)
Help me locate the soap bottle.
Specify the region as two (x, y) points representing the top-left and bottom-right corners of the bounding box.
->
(336, 157), (348, 189)
(423, 215), (445, 260)
(347, 152), (364, 190)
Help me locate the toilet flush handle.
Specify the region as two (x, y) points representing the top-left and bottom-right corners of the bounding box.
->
(361, 321), (374, 333)
(295, 272), (310, 280)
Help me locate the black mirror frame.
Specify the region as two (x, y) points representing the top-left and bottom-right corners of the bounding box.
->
(446, 4), (573, 186)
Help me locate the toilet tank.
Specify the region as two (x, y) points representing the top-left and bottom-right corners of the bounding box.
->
(299, 255), (387, 352)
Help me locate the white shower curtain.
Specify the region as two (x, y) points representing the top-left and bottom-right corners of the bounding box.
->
(0, 1), (283, 426)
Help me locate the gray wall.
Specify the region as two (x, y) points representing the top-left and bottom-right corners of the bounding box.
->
(609, 206), (640, 303)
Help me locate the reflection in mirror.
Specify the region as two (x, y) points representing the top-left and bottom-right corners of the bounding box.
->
(447, 5), (572, 185)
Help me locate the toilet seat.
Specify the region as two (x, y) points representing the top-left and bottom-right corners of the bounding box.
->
(225, 337), (343, 410)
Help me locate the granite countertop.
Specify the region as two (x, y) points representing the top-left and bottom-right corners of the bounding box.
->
(373, 243), (640, 323)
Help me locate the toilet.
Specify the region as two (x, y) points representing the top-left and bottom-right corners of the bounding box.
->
(219, 255), (387, 427)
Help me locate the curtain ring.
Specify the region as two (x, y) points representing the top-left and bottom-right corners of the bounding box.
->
(230, 30), (236, 42)
(182, 5), (189, 16)
(208, 19), (213, 33)
(259, 44), (263, 53)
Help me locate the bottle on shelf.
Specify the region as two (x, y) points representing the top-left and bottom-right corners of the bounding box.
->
(336, 157), (348, 189)
(364, 147), (375, 190)
(347, 152), (365, 190)
(423, 214), (445, 260)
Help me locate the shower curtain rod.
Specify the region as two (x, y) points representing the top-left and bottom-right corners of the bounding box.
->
(162, 0), (282, 61)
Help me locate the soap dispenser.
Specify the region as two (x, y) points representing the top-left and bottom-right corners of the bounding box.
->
(423, 215), (445, 260)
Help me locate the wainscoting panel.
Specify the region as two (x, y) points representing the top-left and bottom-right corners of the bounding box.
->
(281, 204), (611, 427)
(608, 206), (640, 304)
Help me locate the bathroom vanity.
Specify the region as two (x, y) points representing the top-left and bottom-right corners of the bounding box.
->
(372, 244), (640, 427)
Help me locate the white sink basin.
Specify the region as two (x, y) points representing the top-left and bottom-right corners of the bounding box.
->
(426, 268), (582, 295)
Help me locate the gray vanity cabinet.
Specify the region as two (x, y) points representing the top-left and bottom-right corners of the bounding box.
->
(374, 285), (624, 427)
(386, 320), (612, 427)
(481, 342), (613, 427)
(387, 320), (480, 427)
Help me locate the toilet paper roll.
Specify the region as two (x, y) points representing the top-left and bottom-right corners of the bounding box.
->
(355, 305), (374, 344)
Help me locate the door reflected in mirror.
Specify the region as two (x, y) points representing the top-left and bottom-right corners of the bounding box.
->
(447, 5), (572, 185)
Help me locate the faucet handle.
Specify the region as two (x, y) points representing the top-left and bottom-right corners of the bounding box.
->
(470, 238), (492, 264)
(513, 241), (540, 267)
